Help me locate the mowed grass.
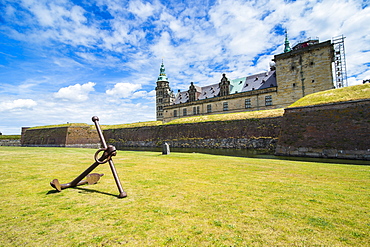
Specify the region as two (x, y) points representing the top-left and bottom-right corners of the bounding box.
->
(0, 147), (369, 246)
(289, 83), (370, 108)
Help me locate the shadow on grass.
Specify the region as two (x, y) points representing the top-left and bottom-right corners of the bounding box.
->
(46, 187), (119, 198)
(71, 187), (118, 197)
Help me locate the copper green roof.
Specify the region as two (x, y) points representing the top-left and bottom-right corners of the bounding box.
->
(284, 30), (291, 53)
(157, 62), (168, 81)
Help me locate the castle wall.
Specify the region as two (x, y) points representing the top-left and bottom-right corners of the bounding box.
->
(276, 99), (370, 160)
(163, 87), (279, 122)
(0, 139), (21, 146)
(104, 117), (282, 151)
(21, 126), (100, 148)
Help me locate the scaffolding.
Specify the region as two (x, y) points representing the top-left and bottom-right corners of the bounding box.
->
(332, 35), (348, 88)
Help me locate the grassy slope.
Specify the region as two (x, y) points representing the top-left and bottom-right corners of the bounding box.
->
(102, 108), (285, 129)
(289, 83), (370, 108)
(28, 123), (92, 130)
(0, 135), (21, 139)
(0, 147), (369, 246)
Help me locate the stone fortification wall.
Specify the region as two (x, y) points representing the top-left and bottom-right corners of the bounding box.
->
(104, 117), (282, 151)
(22, 126), (100, 148)
(276, 99), (370, 160)
(0, 139), (21, 146)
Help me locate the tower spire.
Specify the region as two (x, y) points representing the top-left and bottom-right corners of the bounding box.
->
(157, 60), (168, 81)
(284, 30), (291, 53)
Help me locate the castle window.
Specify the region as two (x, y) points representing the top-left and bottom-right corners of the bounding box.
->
(174, 110), (177, 117)
(193, 107), (197, 115)
(291, 66), (295, 70)
(245, 98), (251, 108)
(158, 98), (163, 103)
(207, 104), (212, 113)
(293, 83), (296, 87)
(310, 61), (314, 66)
(183, 108), (187, 116)
(312, 80), (315, 83)
(265, 95), (272, 106)
(197, 106), (200, 115)
(158, 91), (163, 96)
(223, 102), (228, 111)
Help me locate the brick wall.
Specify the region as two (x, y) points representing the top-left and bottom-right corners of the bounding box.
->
(276, 99), (370, 160)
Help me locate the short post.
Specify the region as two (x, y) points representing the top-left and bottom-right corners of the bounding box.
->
(162, 142), (170, 155)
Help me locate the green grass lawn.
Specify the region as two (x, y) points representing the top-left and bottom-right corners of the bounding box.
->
(0, 135), (21, 139)
(0, 147), (369, 246)
(289, 83), (370, 108)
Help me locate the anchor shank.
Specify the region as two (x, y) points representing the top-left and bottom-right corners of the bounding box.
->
(108, 159), (127, 198)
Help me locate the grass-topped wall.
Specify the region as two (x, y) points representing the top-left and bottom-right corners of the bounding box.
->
(104, 117), (282, 151)
(22, 126), (100, 148)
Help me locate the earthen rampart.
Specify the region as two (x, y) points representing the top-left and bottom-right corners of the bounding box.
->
(104, 117), (282, 152)
(21, 126), (100, 148)
(276, 99), (370, 160)
(18, 99), (370, 160)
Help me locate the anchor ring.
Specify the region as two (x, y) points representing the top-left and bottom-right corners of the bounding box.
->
(94, 145), (116, 164)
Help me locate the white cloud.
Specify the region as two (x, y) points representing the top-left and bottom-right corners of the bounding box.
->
(106, 82), (142, 98)
(128, 0), (155, 20)
(54, 82), (96, 102)
(0, 99), (37, 112)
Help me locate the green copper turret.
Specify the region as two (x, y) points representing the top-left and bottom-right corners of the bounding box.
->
(284, 30), (291, 53)
(157, 61), (168, 81)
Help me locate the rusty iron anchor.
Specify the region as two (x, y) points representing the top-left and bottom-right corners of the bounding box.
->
(50, 116), (127, 198)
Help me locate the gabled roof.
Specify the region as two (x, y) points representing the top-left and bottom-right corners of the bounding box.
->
(172, 70), (276, 105)
(241, 70), (276, 92)
(174, 91), (189, 104)
(197, 83), (220, 100)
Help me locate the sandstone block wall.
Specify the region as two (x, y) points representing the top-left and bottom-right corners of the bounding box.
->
(276, 99), (370, 160)
(0, 139), (21, 146)
(274, 40), (334, 106)
(163, 88), (279, 122)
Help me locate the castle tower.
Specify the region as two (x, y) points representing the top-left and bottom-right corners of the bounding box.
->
(155, 61), (173, 121)
(274, 38), (334, 107)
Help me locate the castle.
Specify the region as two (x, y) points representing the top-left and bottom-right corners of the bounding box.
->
(156, 35), (335, 122)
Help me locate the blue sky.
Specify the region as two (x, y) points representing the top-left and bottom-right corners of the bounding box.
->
(0, 0), (369, 134)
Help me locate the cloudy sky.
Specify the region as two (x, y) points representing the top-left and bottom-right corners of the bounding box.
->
(0, 0), (369, 134)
